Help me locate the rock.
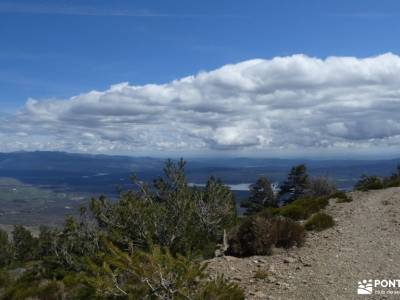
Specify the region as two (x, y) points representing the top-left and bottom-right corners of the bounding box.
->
(254, 291), (267, 298)
(283, 257), (296, 263)
(214, 249), (224, 257)
(269, 265), (276, 272)
(268, 276), (277, 283)
(232, 276), (242, 282)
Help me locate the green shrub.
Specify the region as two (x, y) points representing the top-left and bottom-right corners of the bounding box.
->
(268, 196), (329, 220)
(331, 191), (352, 203)
(90, 159), (237, 257)
(198, 276), (245, 300)
(355, 165), (400, 190)
(304, 213), (335, 231)
(276, 204), (308, 220)
(382, 176), (400, 188)
(383, 178), (400, 188)
(294, 197), (329, 212)
(227, 215), (304, 257)
(0, 230), (13, 268)
(2, 279), (66, 300)
(82, 242), (244, 299)
(0, 269), (12, 288)
(382, 164), (400, 188)
(336, 197), (352, 203)
(227, 216), (275, 257)
(35, 281), (65, 300)
(354, 175), (383, 191)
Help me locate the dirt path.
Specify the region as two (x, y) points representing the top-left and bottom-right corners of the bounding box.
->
(207, 187), (400, 299)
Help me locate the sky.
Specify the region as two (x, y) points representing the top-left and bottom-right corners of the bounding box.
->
(1, 0), (400, 158)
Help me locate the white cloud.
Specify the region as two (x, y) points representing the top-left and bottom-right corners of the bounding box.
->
(3, 53), (400, 155)
(0, 3), (243, 18)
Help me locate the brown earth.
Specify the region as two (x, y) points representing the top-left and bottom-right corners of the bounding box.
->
(207, 187), (400, 300)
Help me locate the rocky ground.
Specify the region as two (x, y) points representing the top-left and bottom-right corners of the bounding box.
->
(207, 187), (400, 300)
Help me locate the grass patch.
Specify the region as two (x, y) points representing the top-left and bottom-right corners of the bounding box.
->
(304, 213), (335, 231)
(253, 269), (271, 280)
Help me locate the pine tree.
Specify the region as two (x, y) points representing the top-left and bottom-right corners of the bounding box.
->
(279, 164), (309, 203)
(38, 226), (56, 257)
(241, 176), (276, 214)
(0, 229), (13, 267)
(12, 225), (38, 262)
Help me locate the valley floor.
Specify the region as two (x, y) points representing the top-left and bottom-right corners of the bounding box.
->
(207, 187), (400, 299)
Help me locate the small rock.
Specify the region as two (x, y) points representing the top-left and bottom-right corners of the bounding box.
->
(283, 257), (296, 263)
(254, 291), (267, 298)
(232, 277), (242, 281)
(268, 277), (277, 283)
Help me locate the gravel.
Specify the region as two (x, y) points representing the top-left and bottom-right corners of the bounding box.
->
(207, 187), (400, 299)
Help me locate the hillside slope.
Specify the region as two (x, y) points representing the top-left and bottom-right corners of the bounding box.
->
(207, 187), (400, 299)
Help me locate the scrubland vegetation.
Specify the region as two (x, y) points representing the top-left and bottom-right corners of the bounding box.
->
(2, 160), (398, 299)
(331, 191), (353, 203)
(0, 160), (244, 299)
(355, 165), (400, 191)
(304, 213), (335, 231)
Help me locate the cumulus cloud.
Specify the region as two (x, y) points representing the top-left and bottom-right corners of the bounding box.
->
(3, 53), (400, 155)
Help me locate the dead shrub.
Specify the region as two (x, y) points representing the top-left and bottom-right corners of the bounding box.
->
(274, 216), (304, 248)
(307, 176), (337, 198)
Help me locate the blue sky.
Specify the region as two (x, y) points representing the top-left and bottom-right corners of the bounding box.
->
(1, 0), (399, 112)
(1, 0), (400, 157)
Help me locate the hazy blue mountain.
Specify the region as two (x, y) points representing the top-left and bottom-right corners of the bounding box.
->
(0, 151), (399, 195)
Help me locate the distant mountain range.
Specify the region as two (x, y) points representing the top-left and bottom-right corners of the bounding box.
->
(0, 151), (399, 195)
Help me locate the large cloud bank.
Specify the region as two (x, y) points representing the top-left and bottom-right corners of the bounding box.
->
(3, 53), (400, 154)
